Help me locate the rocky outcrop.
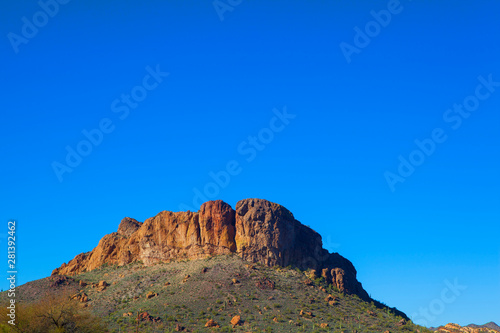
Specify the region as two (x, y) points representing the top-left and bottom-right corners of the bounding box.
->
(235, 199), (369, 299)
(199, 200), (236, 252)
(435, 323), (500, 333)
(117, 217), (142, 237)
(235, 198), (317, 268)
(52, 198), (368, 300)
(468, 324), (500, 332)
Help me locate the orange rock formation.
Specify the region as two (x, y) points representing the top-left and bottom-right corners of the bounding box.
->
(52, 199), (369, 300)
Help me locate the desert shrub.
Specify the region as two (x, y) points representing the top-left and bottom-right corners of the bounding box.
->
(0, 292), (107, 332)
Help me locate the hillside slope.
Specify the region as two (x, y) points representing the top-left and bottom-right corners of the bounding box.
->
(3, 255), (429, 332)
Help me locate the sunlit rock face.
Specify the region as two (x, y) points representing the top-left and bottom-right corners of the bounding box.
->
(52, 198), (368, 300)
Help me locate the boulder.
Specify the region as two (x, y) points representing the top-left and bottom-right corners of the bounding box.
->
(205, 319), (219, 328)
(230, 315), (241, 326)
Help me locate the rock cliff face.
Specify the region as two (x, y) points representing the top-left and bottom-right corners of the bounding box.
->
(52, 199), (369, 300)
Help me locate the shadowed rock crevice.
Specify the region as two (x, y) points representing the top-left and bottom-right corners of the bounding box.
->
(52, 198), (369, 301)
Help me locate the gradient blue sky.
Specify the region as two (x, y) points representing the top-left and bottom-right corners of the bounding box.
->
(1, 0), (499, 327)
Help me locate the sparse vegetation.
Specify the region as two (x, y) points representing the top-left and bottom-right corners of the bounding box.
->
(0, 255), (434, 332)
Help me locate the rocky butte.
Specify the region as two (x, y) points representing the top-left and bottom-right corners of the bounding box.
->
(53, 198), (369, 300)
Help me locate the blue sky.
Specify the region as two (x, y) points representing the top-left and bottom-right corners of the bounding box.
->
(1, 0), (499, 327)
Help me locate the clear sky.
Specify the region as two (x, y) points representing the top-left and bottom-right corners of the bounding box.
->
(1, 0), (499, 328)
